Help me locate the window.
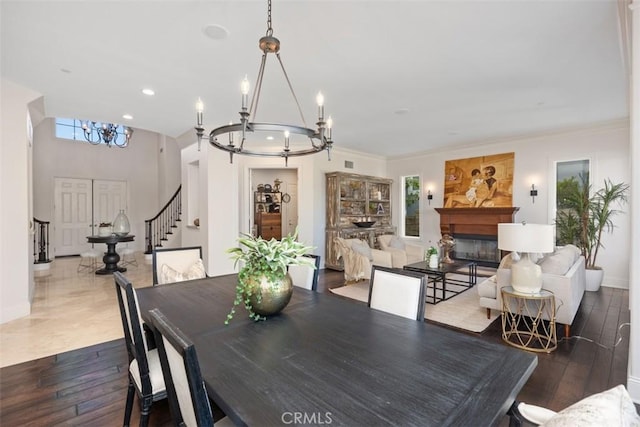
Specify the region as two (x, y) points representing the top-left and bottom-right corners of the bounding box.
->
(402, 175), (420, 237)
(554, 159), (589, 245)
(55, 117), (129, 146)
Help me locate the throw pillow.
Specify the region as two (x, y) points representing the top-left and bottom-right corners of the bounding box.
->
(389, 236), (406, 250)
(539, 251), (574, 276)
(351, 240), (373, 261)
(542, 385), (640, 426)
(160, 259), (206, 284)
(498, 253), (515, 270)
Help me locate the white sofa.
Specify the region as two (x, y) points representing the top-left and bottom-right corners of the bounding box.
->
(377, 235), (424, 268)
(334, 237), (393, 283)
(477, 244), (586, 337)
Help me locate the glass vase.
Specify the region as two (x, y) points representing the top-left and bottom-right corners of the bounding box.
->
(112, 210), (130, 236)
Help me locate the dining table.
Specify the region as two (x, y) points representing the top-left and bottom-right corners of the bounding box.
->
(137, 275), (537, 426)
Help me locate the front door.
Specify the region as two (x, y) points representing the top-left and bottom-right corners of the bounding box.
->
(54, 178), (93, 256)
(54, 178), (127, 256)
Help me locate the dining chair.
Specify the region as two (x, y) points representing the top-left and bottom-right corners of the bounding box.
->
(118, 244), (138, 267)
(149, 308), (235, 427)
(288, 254), (321, 291)
(368, 266), (427, 321)
(77, 248), (101, 273)
(152, 246), (205, 285)
(113, 272), (167, 426)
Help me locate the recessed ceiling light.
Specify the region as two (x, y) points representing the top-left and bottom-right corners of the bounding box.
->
(394, 108), (410, 115)
(203, 24), (229, 41)
(60, 68), (72, 74)
(266, 136), (274, 141)
(122, 114), (133, 120)
(142, 88), (155, 96)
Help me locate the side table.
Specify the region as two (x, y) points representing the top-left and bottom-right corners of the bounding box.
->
(501, 286), (557, 353)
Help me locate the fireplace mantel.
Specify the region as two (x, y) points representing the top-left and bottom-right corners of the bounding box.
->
(435, 207), (519, 237)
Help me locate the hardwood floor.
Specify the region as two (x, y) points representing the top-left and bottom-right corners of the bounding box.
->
(0, 269), (631, 426)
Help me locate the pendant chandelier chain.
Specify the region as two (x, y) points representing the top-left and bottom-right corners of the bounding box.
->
(266, 0), (273, 37)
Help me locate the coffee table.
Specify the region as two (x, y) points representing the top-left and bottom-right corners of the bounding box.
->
(404, 260), (477, 304)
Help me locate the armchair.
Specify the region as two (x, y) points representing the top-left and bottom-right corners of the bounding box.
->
(377, 235), (424, 268)
(334, 238), (392, 283)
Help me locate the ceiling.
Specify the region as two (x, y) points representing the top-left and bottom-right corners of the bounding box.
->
(1, 1), (629, 158)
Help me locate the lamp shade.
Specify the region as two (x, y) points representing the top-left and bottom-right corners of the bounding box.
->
(498, 223), (554, 254)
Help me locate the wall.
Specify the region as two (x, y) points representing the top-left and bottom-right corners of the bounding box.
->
(1, 79), (41, 323)
(387, 120), (631, 288)
(32, 118), (181, 253)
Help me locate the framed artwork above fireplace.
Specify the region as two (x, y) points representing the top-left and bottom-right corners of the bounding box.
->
(443, 152), (514, 208)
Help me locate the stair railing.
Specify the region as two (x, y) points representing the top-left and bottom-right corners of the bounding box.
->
(144, 186), (181, 254)
(33, 217), (52, 264)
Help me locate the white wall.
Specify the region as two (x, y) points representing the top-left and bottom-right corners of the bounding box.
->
(387, 121), (631, 288)
(32, 118), (181, 253)
(1, 79), (41, 323)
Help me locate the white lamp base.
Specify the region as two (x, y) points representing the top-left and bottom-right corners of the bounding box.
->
(511, 253), (542, 294)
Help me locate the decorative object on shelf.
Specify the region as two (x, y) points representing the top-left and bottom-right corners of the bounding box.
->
(426, 246), (439, 268)
(498, 222), (554, 294)
(193, 0), (334, 164)
(81, 121), (133, 148)
(112, 210), (130, 236)
(225, 229), (315, 323)
(554, 173), (629, 291)
(273, 178), (282, 192)
(282, 193), (291, 203)
(264, 184), (272, 192)
(98, 222), (112, 237)
(438, 234), (456, 264)
(193, 218), (200, 227)
(257, 184), (265, 192)
(353, 221), (376, 228)
(376, 203), (385, 215)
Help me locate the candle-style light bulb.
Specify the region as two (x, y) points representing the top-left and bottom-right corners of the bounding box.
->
(316, 91), (325, 121)
(326, 116), (333, 140)
(229, 121), (234, 145)
(241, 76), (250, 110)
(196, 98), (204, 126)
(284, 130), (290, 149)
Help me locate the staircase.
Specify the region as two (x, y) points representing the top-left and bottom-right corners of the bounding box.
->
(144, 186), (182, 254)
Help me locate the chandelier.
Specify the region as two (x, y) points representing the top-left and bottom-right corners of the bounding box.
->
(81, 121), (133, 148)
(194, 0), (333, 166)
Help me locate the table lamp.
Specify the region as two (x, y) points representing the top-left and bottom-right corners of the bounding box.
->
(497, 223), (554, 294)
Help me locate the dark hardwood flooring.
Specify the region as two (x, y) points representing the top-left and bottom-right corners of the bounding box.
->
(0, 269), (631, 426)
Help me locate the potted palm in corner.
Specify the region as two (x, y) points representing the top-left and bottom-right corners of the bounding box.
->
(225, 229), (314, 324)
(555, 173), (629, 291)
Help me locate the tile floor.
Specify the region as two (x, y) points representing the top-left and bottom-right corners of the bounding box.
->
(0, 254), (153, 368)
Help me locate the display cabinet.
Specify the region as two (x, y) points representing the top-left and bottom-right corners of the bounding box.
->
(254, 191), (282, 240)
(325, 172), (396, 270)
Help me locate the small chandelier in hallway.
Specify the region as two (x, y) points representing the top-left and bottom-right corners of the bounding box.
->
(81, 121), (133, 148)
(194, 0), (334, 166)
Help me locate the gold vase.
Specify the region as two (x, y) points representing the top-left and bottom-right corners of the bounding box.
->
(246, 273), (293, 316)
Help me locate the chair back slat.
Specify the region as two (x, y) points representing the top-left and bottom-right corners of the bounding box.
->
(150, 308), (214, 426)
(152, 246), (203, 285)
(288, 254), (321, 291)
(368, 266), (427, 321)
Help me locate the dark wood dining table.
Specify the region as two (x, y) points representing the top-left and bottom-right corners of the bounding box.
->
(86, 234), (134, 274)
(137, 275), (537, 426)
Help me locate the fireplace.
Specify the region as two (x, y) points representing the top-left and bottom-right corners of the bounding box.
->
(452, 234), (500, 267)
(435, 207), (519, 267)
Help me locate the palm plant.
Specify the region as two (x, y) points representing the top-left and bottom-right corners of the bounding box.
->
(555, 173), (629, 269)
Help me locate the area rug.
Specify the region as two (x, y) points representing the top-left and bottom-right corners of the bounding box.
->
(329, 275), (499, 333)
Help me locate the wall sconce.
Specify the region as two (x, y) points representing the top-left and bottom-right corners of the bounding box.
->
(530, 184), (538, 203)
(427, 189), (433, 205)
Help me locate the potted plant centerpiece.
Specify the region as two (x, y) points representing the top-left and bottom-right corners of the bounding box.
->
(226, 229), (314, 324)
(555, 173), (629, 291)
